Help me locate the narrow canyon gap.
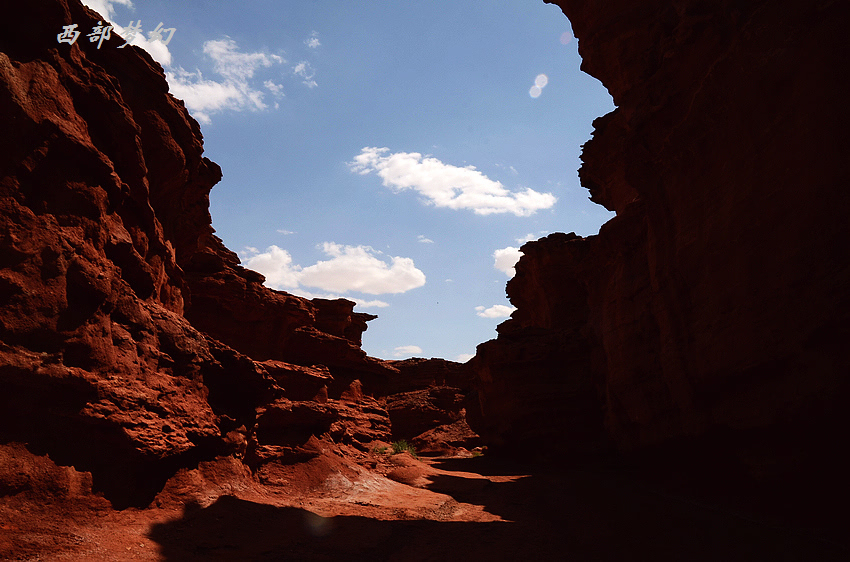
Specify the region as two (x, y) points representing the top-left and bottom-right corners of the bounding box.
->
(1, 0), (848, 559)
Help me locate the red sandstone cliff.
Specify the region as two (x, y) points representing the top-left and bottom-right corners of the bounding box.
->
(468, 0), (849, 527)
(0, 0), (470, 509)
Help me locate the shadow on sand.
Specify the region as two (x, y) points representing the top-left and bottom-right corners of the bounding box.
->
(148, 456), (847, 561)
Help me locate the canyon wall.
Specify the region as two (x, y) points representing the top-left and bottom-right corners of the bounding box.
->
(0, 0), (469, 508)
(470, 0), (849, 510)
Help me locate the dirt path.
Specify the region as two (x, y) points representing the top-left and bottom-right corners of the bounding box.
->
(2, 453), (846, 561)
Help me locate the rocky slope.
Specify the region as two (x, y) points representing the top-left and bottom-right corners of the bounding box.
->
(469, 0), (849, 529)
(0, 0), (471, 512)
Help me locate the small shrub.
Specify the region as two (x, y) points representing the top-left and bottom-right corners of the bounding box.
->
(391, 440), (418, 458)
(372, 445), (388, 454)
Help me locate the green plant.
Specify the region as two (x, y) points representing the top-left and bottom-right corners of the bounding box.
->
(471, 450), (482, 458)
(391, 440), (418, 458)
(372, 445), (388, 454)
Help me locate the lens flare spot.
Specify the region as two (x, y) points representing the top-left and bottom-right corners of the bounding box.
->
(529, 85), (542, 98)
(304, 511), (335, 537)
(534, 74), (549, 88)
(560, 31), (573, 45)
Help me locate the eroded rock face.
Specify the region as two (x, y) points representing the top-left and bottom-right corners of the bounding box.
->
(385, 357), (473, 395)
(381, 359), (479, 455)
(250, 397), (392, 465)
(182, 237), (389, 386)
(0, 0), (437, 508)
(384, 387), (466, 442)
(409, 419), (480, 456)
(469, 0), (850, 502)
(0, 0), (237, 505)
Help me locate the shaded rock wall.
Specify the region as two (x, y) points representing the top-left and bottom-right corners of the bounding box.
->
(384, 387), (466, 442)
(468, 233), (604, 456)
(383, 357), (473, 395)
(470, 0), (850, 500)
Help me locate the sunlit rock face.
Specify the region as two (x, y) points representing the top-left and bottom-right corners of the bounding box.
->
(1, 0), (230, 508)
(470, 0), (849, 505)
(0, 0), (464, 508)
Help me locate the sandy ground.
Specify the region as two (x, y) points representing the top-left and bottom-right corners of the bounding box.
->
(1, 449), (847, 561)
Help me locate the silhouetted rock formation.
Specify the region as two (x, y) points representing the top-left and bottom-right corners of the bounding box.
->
(468, 233), (604, 456)
(470, 0), (849, 528)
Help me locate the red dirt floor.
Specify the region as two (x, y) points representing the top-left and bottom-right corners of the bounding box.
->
(1, 451), (846, 561)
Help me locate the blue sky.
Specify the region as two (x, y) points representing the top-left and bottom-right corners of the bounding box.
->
(80, 0), (615, 361)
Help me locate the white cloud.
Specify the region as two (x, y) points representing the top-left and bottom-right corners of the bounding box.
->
(300, 243), (425, 294)
(83, 3), (319, 124)
(242, 243), (425, 297)
(243, 245), (302, 289)
(276, 229), (295, 235)
(490, 234), (544, 278)
(284, 289), (390, 309)
(349, 147), (556, 216)
(352, 299), (390, 308)
(475, 305), (516, 319)
(165, 38), (284, 124)
(165, 68), (242, 124)
(305, 31), (321, 49)
(251, 282), (389, 309)
(417, 235), (434, 244)
(293, 61), (317, 88)
(131, 32), (173, 66)
(493, 246), (522, 277)
(455, 353), (475, 363)
(204, 38), (283, 81)
(393, 345), (422, 357)
(81, 0), (132, 22)
(264, 80), (285, 97)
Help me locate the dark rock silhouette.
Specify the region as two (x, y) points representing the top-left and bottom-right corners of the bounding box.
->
(468, 0), (850, 535)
